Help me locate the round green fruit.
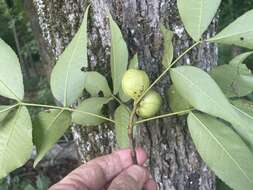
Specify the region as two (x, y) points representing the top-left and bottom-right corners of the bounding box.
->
(136, 90), (162, 118)
(122, 69), (150, 100)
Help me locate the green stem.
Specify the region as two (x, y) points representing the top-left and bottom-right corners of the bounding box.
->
(20, 102), (63, 110)
(135, 109), (194, 124)
(20, 102), (115, 124)
(136, 41), (201, 104)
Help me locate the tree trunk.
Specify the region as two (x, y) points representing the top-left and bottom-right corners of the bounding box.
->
(24, 0), (54, 79)
(29, 0), (218, 189)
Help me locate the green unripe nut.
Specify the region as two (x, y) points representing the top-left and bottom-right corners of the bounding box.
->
(136, 90), (162, 118)
(122, 69), (150, 100)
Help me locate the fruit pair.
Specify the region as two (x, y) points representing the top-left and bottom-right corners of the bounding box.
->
(122, 69), (162, 118)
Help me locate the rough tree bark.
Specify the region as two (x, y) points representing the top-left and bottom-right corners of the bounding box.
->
(28, 0), (218, 189)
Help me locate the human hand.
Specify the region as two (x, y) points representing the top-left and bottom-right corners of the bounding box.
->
(49, 148), (156, 190)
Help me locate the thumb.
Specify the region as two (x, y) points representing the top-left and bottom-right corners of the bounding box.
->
(108, 165), (149, 190)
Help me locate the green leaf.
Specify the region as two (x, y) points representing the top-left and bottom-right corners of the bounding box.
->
(208, 10), (253, 49)
(232, 99), (253, 118)
(0, 39), (24, 100)
(0, 105), (13, 122)
(114, 105), (130, 148)
(229, 51), (253, 68)
(50, 6), (89, 106)
(72, 97), (110, 126)
(129, 54), (138, 69)
(210, 52), (253, 98)
(33, 109), (71, 166)
(240, 74), (253, 88)
(170, 66), (239, 125)
(109, 13), (128, 94)
(160, 24), (173, 67)
(177, 0), (221, 41)
(167, 85), (192, 112)
(188, 112), (253, 190)
(0, 106), (33, 179)
(210, 66), (253, 98)
(84, 72), (112, 97)
(230, 99), (253, 151)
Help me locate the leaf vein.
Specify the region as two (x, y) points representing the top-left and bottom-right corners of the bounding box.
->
(192, 113), (252, 183)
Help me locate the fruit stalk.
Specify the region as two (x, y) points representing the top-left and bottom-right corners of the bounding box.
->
(128, 102), (138, 164)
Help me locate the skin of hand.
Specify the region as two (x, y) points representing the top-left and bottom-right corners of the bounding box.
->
(49, 148), (157, 190)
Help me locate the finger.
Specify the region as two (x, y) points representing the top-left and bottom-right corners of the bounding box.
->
(49, 148), (147, 190)
(144, 179), (157, 190)
(108, 165), (149, 190)
(90, 147), (147, 180)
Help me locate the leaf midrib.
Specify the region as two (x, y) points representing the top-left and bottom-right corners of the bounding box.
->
(173, 69), (234, 120)
(192, 113), (252, 183)
(197, 0), (204, 39)
(63, 29), (83, 106)
(0, 106), (11, 114)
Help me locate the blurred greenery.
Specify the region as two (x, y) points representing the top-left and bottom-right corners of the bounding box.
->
(0, 175), (50, 190)
(219, 0), (253, 29)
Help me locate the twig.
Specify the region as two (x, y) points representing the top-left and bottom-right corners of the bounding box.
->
(128, 102), (138, 164)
